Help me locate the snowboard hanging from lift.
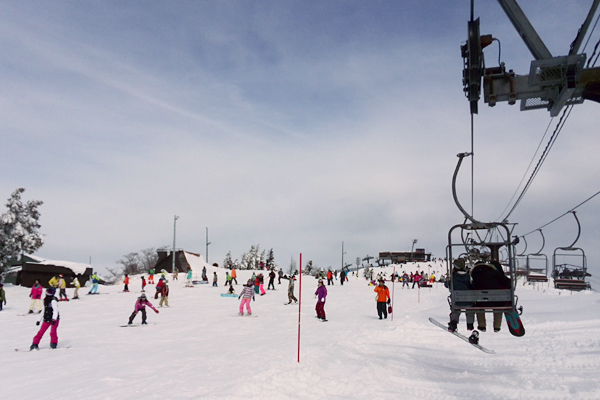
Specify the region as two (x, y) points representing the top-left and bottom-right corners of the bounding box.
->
(504, 309), (525, 337)
(429, 317), (496, 354)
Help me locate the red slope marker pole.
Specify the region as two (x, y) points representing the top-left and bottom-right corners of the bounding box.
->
(298, 253), (302, 363)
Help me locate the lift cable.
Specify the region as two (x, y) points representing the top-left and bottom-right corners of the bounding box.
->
(501, 105), (573, 221)
(519, 190), (600, 238)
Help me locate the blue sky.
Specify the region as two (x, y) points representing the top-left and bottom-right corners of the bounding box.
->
(1, 0), (599, 279)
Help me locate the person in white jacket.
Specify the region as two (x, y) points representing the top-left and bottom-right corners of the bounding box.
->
(30, 288), (60, 350)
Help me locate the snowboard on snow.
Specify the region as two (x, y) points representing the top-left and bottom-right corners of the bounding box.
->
(15, 346), (72, 352)
(220, 293), (238, 297)
(504, 310), (525, 337)
(429, 318), (495, 354)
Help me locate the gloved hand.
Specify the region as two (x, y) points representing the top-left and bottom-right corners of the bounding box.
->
(51, 320), (57, 325)
(253, 297), (255, 301)
(238, 296), (241, 300)
(321, 298), (325, 302)
(36, 321), (40, 326)
(387, 299), (391, 305)
(155, 310), (159, 314)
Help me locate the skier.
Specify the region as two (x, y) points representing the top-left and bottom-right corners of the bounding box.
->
(28, 280), (43, 313)
(141, 276), (147, 292)
(231, 267), (238, 285)
(374, 279), (391, 319)
(158, 282), (169, 308)
(445, 258), (475, 332)
(282, 274), (298, 304)
(127, 293), (159, 325)
(0, 283), (5, 311)
(402, 272), (410, 288)
(315, 279), (327, 321)
(71, 276), (81, 299)
(268, 270), (276, 290)
(412, 272), (421, 289)
(238, 279), (255, 316)
(30, 288), (60, 350)
(57, 275), (69, 301)
(88, 272), (99, 294)
(123, 274), (130, 292)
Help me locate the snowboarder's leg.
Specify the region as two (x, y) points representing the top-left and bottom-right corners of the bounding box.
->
(33, 322), (51, 345)
(244, 298), (252, 314)
(128, 311), (138, 324)
(493, 312), (502, 332)
(50, 320), (59, 346)
(476, 312), (486, 331)
(141, 308), (147, 324)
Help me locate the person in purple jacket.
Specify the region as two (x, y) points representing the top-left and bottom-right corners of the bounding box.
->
(315, 279), (328, 321)
(127, 293), (159, 325)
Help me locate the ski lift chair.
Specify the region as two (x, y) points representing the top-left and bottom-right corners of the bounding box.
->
(446, 222), (520, 318)
(552, 247), (590, 290)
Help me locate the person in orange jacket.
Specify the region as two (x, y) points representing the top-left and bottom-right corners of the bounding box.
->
(123, 274), (130, 292)
(374, 279), (391, 319)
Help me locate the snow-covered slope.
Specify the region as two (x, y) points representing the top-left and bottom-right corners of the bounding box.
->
(1, 264), (599, 400)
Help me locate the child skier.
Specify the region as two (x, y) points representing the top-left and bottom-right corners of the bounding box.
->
(141, 276), (146, 292)
(186, 269), (193, 287)
(30, 288), (60, 350)
(238, 279), (255, 316)
(158, 282), (169, 308)
(29, 280), (43, 313)
(315, 279), (327, 321)
(71, 276), (80, 299)
(213, 272), (218, 287)
(58, 274), (69, 301)
(127, 293), (159, 325)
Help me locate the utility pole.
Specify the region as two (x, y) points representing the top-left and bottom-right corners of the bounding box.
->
(172, 215), (179, 273)
(341, 241), (346, 271)
(206, 227), (211, 265)
(411, 239), (418, 262)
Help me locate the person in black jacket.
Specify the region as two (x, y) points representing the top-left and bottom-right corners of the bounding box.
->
(446, 258), (475, 332)
(471, 260), (511, 332)
(30, 288), (60, 350)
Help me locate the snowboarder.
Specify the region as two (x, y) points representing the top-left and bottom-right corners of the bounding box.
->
(57, 274), (69, 301)
(30, 288), (60, 350)
(225, 272), (233, 286)
(213, 272), (218, 287)
(278, 268), (283, 284)
(155, 277), (165, 299)
(258, 274), (266, 295)
(127, 293), (159, 325)
(186, 269), (193, 287)
(29, 280), (43, 313)
(71, 276), (81, 299)
(315, 279), (327, 321)
(48, 275), (59, 288)
(141, 276), (147, 292)
(445, 258), (475, 332)
(158, 282), (169, 308)
(327, 270), (333, 286)
(0, 283), (5, 311)
(402, 272), (409, 288)
(374, 279), (391, 319)
(202, 267), (208, 282)
(172, 267), (179, 281)
(238, 279), (255, 316)
(340, 269), (346, 286)
(471, 260), (511, 332)
(282, 274), (298, 304)
(227, 284), (235, 294)
(123, 274), (130, 292)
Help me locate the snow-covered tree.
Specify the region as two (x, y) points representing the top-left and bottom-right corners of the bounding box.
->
(288, 256), (297, 275)
(223, 251), (235, 270)
(265, 248), (276, 270)
(0, 188), (44, 273)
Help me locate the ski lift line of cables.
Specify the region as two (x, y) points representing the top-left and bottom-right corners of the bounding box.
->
(496, 117), (555, 221)
(519, 189), (600, 239)
(583, 12), (600, 68)
(501, 105), (574, 221)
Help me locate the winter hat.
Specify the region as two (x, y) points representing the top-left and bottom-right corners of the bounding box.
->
(453, 258), (466, 270)
(46, 287), (56, 296)
(139, 293), (147, 300)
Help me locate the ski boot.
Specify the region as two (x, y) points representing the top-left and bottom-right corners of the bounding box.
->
(448, 320), (458, 333)
(467, 323), (474, 331)
(50, 343), (57, 349)
(468, 330), (479, 345)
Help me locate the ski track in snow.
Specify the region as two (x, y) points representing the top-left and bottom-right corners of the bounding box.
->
(1, 263), (599, 399)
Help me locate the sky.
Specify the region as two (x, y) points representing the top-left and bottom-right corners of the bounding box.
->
(1, 0), (599, 280)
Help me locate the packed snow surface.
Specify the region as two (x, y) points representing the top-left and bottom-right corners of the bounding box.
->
(2, 262), (600, 399)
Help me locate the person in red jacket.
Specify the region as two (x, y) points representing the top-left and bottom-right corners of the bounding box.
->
(28, 280), (43, 314)
(374, 279), (391, 319)
(158, 282), (169, 307)
(326, 270), (333, 285)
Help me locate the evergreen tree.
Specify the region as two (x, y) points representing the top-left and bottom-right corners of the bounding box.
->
(0, 188), (44, 273)
(265, 248), (276, 270)
(223, 251), (234, 270)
